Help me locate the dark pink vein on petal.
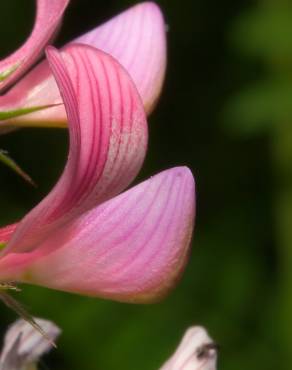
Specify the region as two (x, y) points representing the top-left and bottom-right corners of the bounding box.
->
(1, 45), (147, 256)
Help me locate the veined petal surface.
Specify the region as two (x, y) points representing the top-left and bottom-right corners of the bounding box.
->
(0, 167), (195, 303)
(0, 0), (69, 92)
(2, 45), (147, 255)
(0, 2), (166, 127)
(75, 2), (167, 113)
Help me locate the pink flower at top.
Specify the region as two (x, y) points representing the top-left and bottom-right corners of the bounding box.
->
(0, 1), (167, 130)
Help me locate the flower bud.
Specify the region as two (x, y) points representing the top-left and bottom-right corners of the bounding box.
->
(0, 318), (61, 370)
(160, 326), (217, 370)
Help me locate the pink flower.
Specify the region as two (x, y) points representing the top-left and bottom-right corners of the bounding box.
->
(0, 45), (195, 303)
(0, 1), (167, 130)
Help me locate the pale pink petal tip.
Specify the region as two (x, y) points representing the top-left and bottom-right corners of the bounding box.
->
(160, 326), (217, 370)
(75, 1), (167, 113)
(0, 0), (69, 92)
(5, 167), (195, 303)
(1, 44), (148, 257)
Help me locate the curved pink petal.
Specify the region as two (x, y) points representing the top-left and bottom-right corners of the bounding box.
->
(0, 48), (70, 129)
(0, 2), (166, 127)
(0, 224), (17, 245)
(75, 2), (167, 113)
(0, 0), (69, 92)
(0, 167), (195, 303)
(2, 45), (147, 255)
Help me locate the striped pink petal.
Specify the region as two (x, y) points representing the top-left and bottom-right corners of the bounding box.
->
(0, 0), (69, 92)
(75, 2), (167, 113)
(0, 167), (195, 303)
(2, 45), (147, 255)
(0, 2), (166, 128)
(0, 46), (75, 129)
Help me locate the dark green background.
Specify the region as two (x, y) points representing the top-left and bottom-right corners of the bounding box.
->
(0, 0), (291, 369)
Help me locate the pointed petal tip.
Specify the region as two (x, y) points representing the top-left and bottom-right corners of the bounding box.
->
(173, 165), (195, 182)
(5, 166), (195, 304)
(142, 1), (167, 22)
(108, 167), (196, 304)
(132, 167), (196, 303)
(137, 2), (164, 13)
(74, 1), (167, 114)
(131, 2), (166, 24)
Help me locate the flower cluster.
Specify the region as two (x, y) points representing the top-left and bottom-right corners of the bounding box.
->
(0, 1), (195, 303)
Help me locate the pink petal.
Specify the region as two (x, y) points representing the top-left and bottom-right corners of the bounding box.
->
(0, 167), (195, 303)
(0, 48), (70, 129)
(75, 2), (167, 113)
(0, 2), (166, 127)
(2, 45), (147, 255)
(0, 0), (69, 92)
(0, 224), (17, 245)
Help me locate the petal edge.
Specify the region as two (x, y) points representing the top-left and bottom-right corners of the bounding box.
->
(0, 0), (69, 92)
(0, 167), (196, 303)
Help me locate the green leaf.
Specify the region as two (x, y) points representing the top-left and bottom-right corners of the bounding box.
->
(0, 242), (6, 250)
(0, 149), (36, 186)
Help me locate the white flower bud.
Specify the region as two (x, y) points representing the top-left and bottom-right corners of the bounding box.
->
(0, 318), (61, 370)
(159, 326), (217, 370)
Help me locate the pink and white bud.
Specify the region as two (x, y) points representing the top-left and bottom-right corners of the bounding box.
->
(0, 318), (60, 370)
(160, 327), (217, 370)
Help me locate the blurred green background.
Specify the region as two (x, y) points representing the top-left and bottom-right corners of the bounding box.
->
(0, 0), (292, 369)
